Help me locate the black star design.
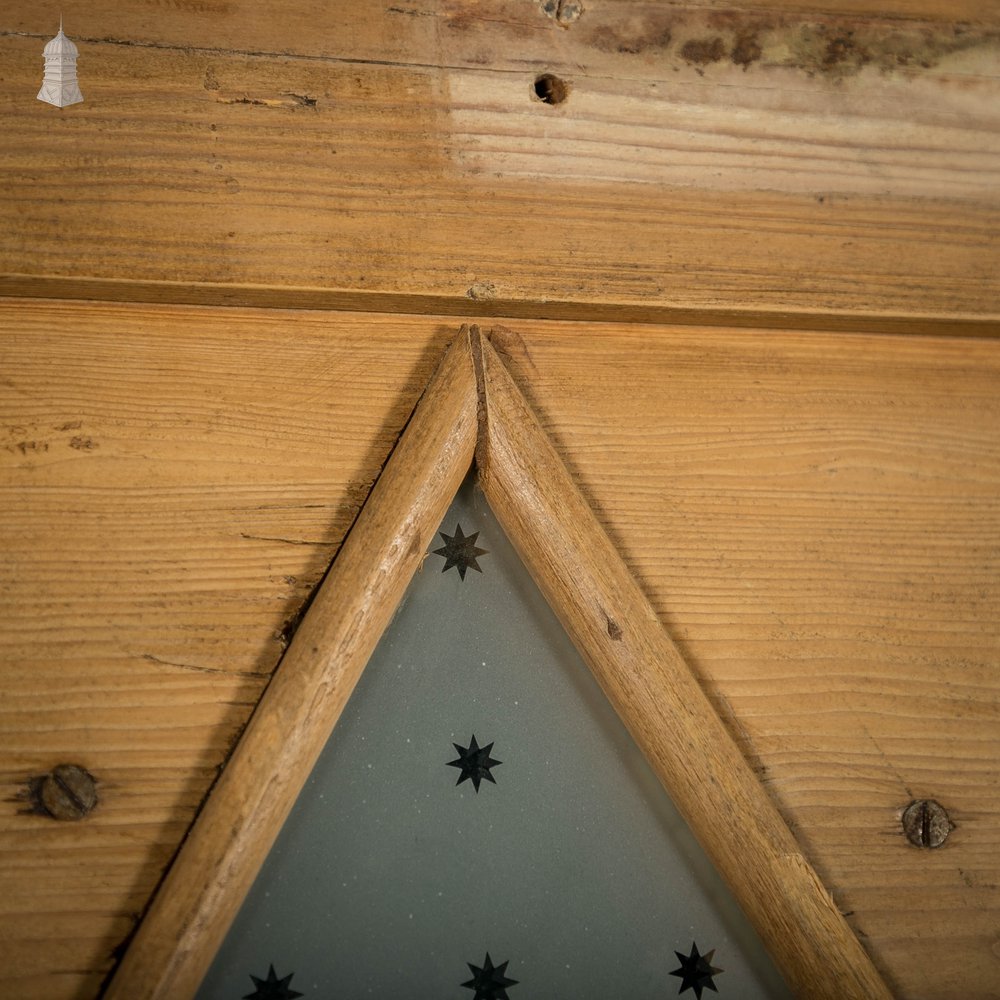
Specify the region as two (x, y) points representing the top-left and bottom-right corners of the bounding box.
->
(670, 942), (723, 998)
(447, 735), (502, 792)
(462, 952), (518, 999)
(433, 523), (488, 580)
(243, 964), (304, 1000)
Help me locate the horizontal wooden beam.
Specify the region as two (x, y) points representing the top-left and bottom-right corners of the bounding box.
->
(2, 1), (998, 328)
(2, 275), (999, 338)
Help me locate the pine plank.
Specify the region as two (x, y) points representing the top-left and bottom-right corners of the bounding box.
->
(8, 0), (1000, 59)
(1, 1), (999, 327)
(475, 327), (890, 999)
(0, 298), (448, 999)
(491, 321), (1000, 1000)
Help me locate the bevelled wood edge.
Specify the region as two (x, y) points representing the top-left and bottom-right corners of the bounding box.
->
(470, 325), (895, 1000)
(104, 331), (478, 1000)
(3, 278), (1000, 339)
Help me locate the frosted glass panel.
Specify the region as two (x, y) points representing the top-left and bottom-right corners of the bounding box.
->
(196, 474), (791, 999)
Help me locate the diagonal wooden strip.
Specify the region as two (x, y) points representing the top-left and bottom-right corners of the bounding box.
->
(104, 331), (478, 1000)
(471, 325), (894, 1000)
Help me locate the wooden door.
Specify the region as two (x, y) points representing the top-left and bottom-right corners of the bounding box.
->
(1, 2), (998, 997)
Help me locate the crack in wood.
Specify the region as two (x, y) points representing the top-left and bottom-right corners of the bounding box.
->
(239, 532), (330, 545)
(142, 653), (258, 676)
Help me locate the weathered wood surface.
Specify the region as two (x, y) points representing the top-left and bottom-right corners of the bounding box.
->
(0, 299), (449, 999)
(2, 1), (999, 328)
(1, 300), (998, 999)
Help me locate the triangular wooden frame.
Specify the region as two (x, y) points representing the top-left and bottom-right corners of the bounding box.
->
(106, 327), (892, 1000)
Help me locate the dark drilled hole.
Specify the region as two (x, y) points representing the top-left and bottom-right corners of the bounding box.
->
(533, 73), (568, 105)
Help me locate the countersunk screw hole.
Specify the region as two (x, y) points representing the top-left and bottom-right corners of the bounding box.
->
(533, 73), (568, 105)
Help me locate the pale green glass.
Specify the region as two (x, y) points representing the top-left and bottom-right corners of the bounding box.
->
(196, 474), (792, 999)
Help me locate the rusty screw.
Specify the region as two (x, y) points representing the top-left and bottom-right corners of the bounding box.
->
(37, 764), (98, 821)
(901, 799), (952, 848)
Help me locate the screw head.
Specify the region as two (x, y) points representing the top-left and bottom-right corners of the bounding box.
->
(36, 764), (98, 821)
(901, 799), (952, 848)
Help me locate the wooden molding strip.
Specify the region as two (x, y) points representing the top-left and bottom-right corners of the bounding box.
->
(3, 277), (1000, 340)
(106, 323), (892, 999)
(104, 332), (478, 1000)
(471, 326), (893, 1000)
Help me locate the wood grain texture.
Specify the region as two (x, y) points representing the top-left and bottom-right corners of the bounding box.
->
(105, 332), (477, 999)
(2, 301), (999, 999)
(1, 1), (999, 327)
(474, 327), (892, 999)
(8, 0), (1000, 57)
(0, 299), (449, 999)
(486, 320), (1000, 1000)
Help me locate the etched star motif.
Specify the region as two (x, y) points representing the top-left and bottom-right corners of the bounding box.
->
(447, 734), (502, 792)
(670, 942), (723, 998)
(243, 963), (304, 1000)
(462, 952), (518, 999)
(433, 523), (488, 580)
